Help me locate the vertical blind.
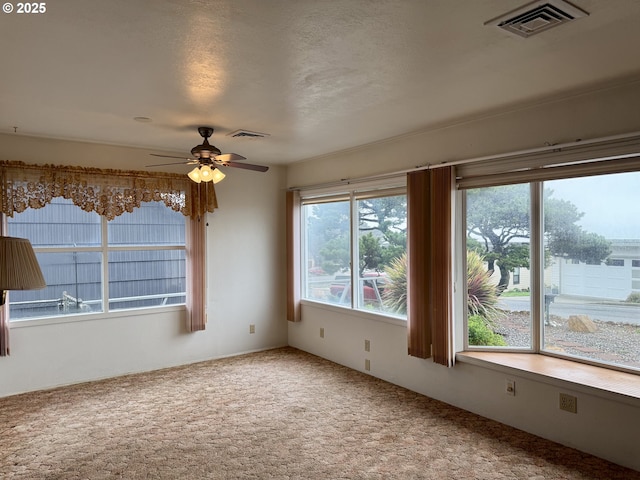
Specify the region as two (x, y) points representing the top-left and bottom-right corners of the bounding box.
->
(286, 191), (301, 322)
(406, 167), (454, 366)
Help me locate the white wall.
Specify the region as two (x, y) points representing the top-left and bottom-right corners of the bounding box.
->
(287, 80), (640, 188)
(289, 304), (639, 471)
(287, 81), (640, 471)
(0, 135), (288, 397)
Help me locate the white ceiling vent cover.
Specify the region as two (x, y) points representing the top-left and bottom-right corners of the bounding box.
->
(485, 0), (588, 38)
(227, 129), (270, 139)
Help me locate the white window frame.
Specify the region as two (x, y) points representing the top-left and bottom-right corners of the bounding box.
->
(299, 178), (407, 322)
(458, 145), (640, 375)
(7, 201), (187, 326)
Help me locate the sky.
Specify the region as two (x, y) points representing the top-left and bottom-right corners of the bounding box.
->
(545, 171), (640, 239)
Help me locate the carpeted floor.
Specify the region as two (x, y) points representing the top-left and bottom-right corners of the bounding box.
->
(1, 347), (638, 479)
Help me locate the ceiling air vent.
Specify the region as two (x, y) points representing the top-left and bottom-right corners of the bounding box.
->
(227, 129), (270, 139)
(485, 0), (588, 38)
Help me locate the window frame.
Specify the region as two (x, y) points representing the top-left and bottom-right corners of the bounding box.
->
(299, 179), (407, 322)
(460, 171), (640, 375)
(7, 200), (187, 325)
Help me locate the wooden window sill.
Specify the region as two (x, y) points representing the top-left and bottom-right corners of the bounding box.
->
(456, 351), (640, 405)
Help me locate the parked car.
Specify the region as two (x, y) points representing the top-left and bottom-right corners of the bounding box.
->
(329, 272), (387, 303)
(308, 266), (327, 275)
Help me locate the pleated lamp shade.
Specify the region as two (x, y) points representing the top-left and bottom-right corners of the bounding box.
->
(0, 236), (46, 305)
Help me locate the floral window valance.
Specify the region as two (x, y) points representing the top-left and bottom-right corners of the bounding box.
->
(0, 161), (217, 220)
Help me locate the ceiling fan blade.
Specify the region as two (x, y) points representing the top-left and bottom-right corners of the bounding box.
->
(146, 161), (197, 167)
(215, 153), (246, 162)
(222, 161), (269, 172)
(150, 153), (194, 160)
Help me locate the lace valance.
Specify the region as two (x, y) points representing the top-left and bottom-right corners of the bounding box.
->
(0, 161), (217, 220)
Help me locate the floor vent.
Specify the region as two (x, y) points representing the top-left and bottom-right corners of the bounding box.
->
(485, 0), (588, 38)
(227, 129), (270, 139)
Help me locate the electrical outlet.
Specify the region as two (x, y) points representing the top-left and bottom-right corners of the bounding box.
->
(559, 393), (577, 413)
(249, 324), (255, 334)
(364, 339), (370, 352)
(505, 379), (516, 396)
(320, 327), (324, 338)
(365, 359), (371, 371)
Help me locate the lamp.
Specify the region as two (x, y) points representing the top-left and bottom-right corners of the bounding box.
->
(186, 165), (225, 184)
(0, 236), (46, 306)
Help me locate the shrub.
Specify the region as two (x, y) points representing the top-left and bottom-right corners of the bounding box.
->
(468, 315), (507, 346)
(466, 250), (502, 324)
(382, 253), (407, 314)
(382, 249), (506, 346)
(383, 250), (503, 323)
(626, 292), (640, 303)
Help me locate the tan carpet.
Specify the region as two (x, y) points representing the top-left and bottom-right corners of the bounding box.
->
(1, 347), (638, 479)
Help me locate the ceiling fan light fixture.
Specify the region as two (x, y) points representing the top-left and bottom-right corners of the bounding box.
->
(199, 164), (214, 182)
(188, 166), (202, 183)
(148, 126), (267, 179)
(191, 139), (221, 160)
(211, 168), (226, 184)
(187, 165), (225, 184)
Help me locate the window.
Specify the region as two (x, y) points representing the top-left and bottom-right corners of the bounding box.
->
(7, 198), (186, 320)
(464, 171), (640, 373)
(606, 259), (625, 267)
(512, 267), (521, 285)
(302, 188), (407, 318)
(466, 184), (532, 349)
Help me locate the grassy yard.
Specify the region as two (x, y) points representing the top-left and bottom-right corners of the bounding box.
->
(501, 290), (530, 297)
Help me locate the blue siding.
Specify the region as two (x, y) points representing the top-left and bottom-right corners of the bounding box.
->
(7, 198), (186, 319)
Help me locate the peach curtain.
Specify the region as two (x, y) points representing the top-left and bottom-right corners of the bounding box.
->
(286, 191), (302, 322)
(406, 167), (454, 366)
(0, 160), (217, 219)
(186, 215), (207, 331)
(0, 302), (7, 357)
(0, 216), (8, 356)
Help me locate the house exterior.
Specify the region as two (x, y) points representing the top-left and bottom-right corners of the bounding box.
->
(494, 239), (640, 301)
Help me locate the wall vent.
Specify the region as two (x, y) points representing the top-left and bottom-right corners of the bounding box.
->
(485, 0), (588, 38)
(227, 129), (270, 139)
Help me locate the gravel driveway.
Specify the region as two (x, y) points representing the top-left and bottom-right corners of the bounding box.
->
(493, 311), (640, 370)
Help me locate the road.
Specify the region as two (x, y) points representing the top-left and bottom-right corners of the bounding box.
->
(498, 296), (640, 325)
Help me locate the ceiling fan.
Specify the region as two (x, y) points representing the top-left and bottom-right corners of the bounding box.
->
(147, 126), (269, 184)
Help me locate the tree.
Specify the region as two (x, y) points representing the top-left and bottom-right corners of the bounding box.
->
(359, 233), (384, 274)
(318, 236), (350, 275)
(306, 195), (407, 276)
(359, 196), (407, 235)
(466, 184), (611, 291)
(357, 196), (407, 272)
(307, 202), (350, 275)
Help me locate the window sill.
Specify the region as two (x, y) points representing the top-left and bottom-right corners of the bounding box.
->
(9, 304), (186, 329)
(456, 351), (640, 406)
(300, 299), (407, 326)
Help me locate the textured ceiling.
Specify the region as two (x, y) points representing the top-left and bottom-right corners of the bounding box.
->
(2, 0), (640, 169)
